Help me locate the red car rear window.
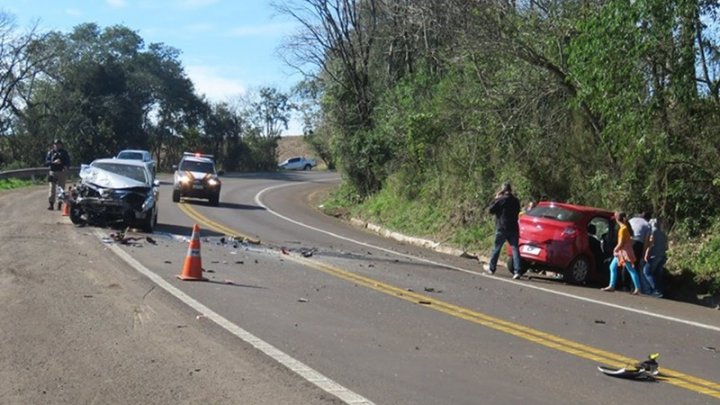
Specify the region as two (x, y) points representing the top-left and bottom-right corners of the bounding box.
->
(526, 206), (582, 223)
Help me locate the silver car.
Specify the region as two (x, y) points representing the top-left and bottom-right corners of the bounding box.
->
(68, 158), (159, 232)
(116, 149), (156, 178)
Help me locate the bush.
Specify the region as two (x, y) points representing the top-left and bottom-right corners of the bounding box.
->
(0, 178), (34, 190)
(671, 217), (720, 296)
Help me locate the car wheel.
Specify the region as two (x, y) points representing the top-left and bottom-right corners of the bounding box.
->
(68, 202), (85, 226)
(140, 210), (155, 233)
(565, 256), (590, 284)
(209, 194), (220, 206)
(172, 189), (180, 203)
(303, 164), (311, 170)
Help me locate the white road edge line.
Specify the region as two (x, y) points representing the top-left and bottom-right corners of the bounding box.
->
(256, 182), (720, 333)
(94, 229), (375, 405)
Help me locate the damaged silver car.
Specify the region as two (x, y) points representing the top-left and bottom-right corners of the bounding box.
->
(68, 158), (159, 232)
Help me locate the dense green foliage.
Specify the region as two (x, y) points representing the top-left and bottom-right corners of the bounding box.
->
(0, 178), (34, 190)
(0, 20), (293, 172)
(281, 0), (720, 294)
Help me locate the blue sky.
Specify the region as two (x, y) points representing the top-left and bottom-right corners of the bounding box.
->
(1, 0), (305, 134)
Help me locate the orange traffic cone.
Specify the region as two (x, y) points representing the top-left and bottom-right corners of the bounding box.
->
(61, 201), (70, 216)
(177, 224), (207, 281)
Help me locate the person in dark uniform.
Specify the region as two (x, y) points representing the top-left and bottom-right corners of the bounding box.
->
(45, 139), (71, 210)
(484, 182), (522, 279)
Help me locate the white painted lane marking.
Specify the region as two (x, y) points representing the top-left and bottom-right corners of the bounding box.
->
(94, 229), (375, 405)
(255, 182), (720, 333)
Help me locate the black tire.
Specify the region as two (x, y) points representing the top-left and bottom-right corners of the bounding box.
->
(172, 189), (180, 203)
(565, 256), (591, 285)
(209, 193), (220, 206)
(68, 202), (85, 225)
(303, 164), (312, 171)
(140, 208), (155, 233)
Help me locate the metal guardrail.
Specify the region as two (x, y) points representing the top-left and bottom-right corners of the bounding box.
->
(0, 167), (80, 181)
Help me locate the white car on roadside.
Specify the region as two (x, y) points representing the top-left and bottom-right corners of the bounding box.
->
(278, 156), (317, 171)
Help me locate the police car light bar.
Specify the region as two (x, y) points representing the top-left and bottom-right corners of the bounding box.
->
(183, 152), (215, 159)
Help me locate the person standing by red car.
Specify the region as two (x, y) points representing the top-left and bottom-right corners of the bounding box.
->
(602, 212), (641, 294)
(484, 182), (522, 279)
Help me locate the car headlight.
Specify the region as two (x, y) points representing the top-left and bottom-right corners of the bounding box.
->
(207, 178), (219, 186)
(141, 193), (155, 212)
(179, 175), (191, 184)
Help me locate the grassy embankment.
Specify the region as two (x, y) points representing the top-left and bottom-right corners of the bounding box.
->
(0, 178), (35, 190)
(322, 182), (720, 307)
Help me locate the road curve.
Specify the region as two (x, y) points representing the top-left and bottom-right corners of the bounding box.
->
(150, 172), (720, 404)
(4, 172), (720, 404)
(0, 185), (343, 405)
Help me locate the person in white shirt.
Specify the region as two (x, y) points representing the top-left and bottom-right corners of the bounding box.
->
(627, 211), (651, 290)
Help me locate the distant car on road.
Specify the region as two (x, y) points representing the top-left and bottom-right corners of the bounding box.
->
(172, 152), (221, 206)
(116, 149), (156, 178)
(508, 201), (616, 285)
(278, 156), (316, 171)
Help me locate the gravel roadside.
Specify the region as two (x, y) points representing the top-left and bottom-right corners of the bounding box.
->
(0, 186), (342, 405)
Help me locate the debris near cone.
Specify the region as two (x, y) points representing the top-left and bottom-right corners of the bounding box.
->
(109, 229), (144, 245)
(244, 237), (261, 245)
(300, 248), (316, 258)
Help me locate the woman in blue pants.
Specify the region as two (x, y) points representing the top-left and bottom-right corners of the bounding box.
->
(602, 212), (641, 295)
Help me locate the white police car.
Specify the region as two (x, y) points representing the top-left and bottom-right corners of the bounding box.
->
(172, 152), (221, 206)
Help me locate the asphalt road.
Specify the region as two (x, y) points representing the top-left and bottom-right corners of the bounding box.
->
(3, 172), (720, 404)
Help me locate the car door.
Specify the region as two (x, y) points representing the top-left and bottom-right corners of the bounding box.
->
(287, 157), (301, 170)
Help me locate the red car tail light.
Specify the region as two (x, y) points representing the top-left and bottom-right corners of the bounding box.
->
(561, 226), (578, 239)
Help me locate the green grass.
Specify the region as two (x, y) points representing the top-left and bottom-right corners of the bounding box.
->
(0, 178), (35, 190)
(671, 218), (720, 295)
(323, 177), (498, 254)
(325, 179), (720, 299)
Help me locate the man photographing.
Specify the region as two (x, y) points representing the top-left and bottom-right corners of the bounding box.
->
(484, 182), (523, 279)
(45, 139), (71, 211)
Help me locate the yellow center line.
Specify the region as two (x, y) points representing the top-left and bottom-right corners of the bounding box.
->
(178, 202), (260, 244)
(178, 202), (720, 399)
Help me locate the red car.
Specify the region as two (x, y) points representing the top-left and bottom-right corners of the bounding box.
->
(507, 201), (616, 284)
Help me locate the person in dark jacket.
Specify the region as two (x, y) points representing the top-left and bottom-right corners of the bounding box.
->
(484, 182), (523, 279)
(45, 139), (71, 210)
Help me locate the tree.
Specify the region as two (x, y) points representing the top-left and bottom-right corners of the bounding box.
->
(12, 23), (204, 168)
(252, 87), (292, 138)
(0, 12), (55, 135)
(274, 0), (380, 129)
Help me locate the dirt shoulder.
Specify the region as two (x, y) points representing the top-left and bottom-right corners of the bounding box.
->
(0, 187), (341, 405)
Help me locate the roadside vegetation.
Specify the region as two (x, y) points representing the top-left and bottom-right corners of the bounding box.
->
(1, 3), (718, 300)
(0, 15), (293, 173)
(0, 178), (34, 191)
(280, 0), (720, 300)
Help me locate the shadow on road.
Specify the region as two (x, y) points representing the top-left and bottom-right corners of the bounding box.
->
(220, 170), (339, 184)
(217, 201), (265, 211)
(202, 279), (267, 289)
(178, 199), (265, 211)
(154, 223), (225, 238)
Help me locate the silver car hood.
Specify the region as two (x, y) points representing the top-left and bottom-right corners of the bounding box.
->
(80, 164), (149, 189)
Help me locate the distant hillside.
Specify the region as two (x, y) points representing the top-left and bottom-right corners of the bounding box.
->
(277, 135), (316, 163)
